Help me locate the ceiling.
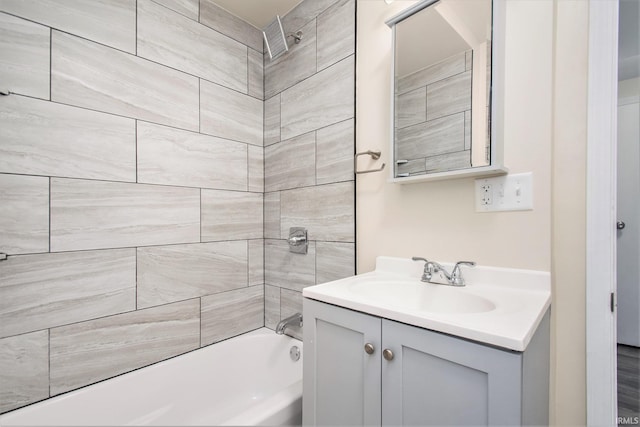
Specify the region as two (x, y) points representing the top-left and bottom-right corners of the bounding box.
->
(210, 0), (305, 29)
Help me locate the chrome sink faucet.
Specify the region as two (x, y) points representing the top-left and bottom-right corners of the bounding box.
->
(412, 257), (476, 287)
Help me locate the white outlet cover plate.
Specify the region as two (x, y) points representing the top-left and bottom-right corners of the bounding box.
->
(475, 172), (533, 212)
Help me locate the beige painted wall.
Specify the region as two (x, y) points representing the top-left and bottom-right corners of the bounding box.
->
(356, 0), (588, 424)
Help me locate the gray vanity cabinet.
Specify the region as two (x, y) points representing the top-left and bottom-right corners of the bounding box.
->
(303, 298), (550, 426)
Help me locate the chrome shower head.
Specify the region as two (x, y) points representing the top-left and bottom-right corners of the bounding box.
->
(263, 15), (288, 60)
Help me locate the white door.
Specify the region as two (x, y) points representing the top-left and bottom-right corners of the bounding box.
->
(617, 97), (640, 347)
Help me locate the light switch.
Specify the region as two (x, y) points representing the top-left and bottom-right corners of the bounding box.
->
(475, 173), (533, 212)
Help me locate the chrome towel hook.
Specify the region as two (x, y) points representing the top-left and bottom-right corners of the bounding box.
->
(355, 150), (386, 174)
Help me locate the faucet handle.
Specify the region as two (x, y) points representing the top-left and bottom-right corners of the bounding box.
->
(451, 261), (476, 285)
(411, 256), (429, 263)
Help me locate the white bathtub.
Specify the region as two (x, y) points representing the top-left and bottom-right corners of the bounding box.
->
(0, 328), (303, 426)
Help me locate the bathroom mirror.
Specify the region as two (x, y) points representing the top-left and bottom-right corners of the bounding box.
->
(387, 0), (507, 183)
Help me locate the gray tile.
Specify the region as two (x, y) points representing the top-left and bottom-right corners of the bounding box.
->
(201, 190), (263, 241)
(316, 241), (355, 285)
(280, 288), (302, 339)
(396, 113), (465, 161)
(51, 31), (199, 132)
(397, 52), (465, 95)
(264, 94), (281, 146)
(0, 13), (49, 99)
(0, 174), (48, 256)
(264, 192), (281, 239)
(248, 239), (264, 286)
(264, 19), (316, 99)
(137, 121), (247, 191)
(280, 182), (354, 242)
(50, 299), (200, 395)
(425, 150), (471, 173)
(0, 249), (136, 339)
(426, 70), (471, 121)
(316, 119), (354, 185)
(137, 241), (247, 309)
(151, 0), (198, 20)
(465, 50), (472, 71)
(200, 80), (263, 146)
(0, 331), (49, 413)
(316, 0), (355, 71)
(0, 95), (136, 182)
(0, 0), (136, 53)
(265, 239), (315, 292)
(248, 48), (264, 100)
(201, 286), (264, 345)
(138, 0), (247, 93)
(265, 285), (281, 330)
(248, 145), (264, 193)
(281, 0), (340, 35)
(464, 110), (471, 151)
(199, 0), (263, 53)
(265, 132), (316, 192)
(396, 158), (427, 176)
(396, 87), (426, 129)
(281, 56), (354, 140)
(50, 178), (200, 252)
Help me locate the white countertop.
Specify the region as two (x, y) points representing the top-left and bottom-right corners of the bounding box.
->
(302, 256), (551, 351)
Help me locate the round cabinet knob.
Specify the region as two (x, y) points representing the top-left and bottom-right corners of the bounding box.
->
(617, 221), (626, 230)
(383, 349), (394, 361)
(364, 343), (375, 355)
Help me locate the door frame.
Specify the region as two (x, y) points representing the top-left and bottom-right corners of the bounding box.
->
(585, 0), (618, 425)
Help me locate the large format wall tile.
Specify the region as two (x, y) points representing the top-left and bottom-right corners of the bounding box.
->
(51, 31), (199, 131)
(0, 13), (49, 99)
(137, 0), (247, 92)
(248, 239), (264, 286)
(265, 239), (315, 292)
(201, 286), (264, 345)
(316, 242), (355, 284)
(151, 0), (198, 20)
(265, 285), (280, 329)
(264, 19), (317, 99)
(137, 121), (247, 190)
(0, 249), (136, 338)
(424, 150), (471, 173)
(248, 146), (264, 193)
(200, 80), (263, 146)
(0, 96), (136, 182)
(281, 56), (354, 140)
(264, 192), (281, 239)
(280, 182), (355, 242)
(397, 52), (466, 95)
(265, 132), (316, 192)
(50, 178), (200, 252)
(50, 299), (200, 395)
(396, 113), (465, 160)
(137, 241), (248, 309)
(199, 0), (263, 53)
(201, 190), (263, 241)
(248, 48), (264, 100)
(426, 71), (471, 121)
(316, 0), (355, 71)
(316, 119), (354, 185)
(0, 174), (48, 255)
(280, 289), (302, 339)
(281, 0), (340, 36)
(0, 0), (136, 53)
(0, 331), (49, 413)
(396, 87), (427, 129)
(264, 94), (281, 146)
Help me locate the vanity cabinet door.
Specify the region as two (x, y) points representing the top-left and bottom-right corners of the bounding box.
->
(381, 319), (522, 426)
(303, 299), (382, 426)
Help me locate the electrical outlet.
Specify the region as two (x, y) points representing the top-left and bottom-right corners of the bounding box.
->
(475, 173), (533, 212)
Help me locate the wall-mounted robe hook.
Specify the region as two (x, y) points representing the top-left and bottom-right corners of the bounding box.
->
(355, 150), (386, 174)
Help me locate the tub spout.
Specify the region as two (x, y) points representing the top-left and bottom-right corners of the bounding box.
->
(276, 312), (303, 335)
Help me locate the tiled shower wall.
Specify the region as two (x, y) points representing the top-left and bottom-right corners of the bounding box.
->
(0, 0), (268, 413)
(262, 0), (356, 336)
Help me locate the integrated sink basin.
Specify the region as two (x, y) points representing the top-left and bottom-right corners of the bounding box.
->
(346, 280), (496, 314)
(302, 256), (552, 351)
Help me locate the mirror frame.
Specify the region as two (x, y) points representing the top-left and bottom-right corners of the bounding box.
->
(386, 0), (508, 183)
